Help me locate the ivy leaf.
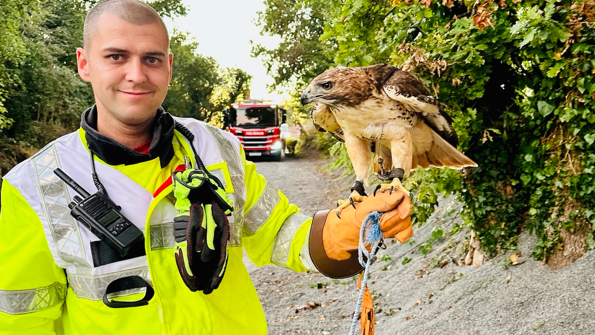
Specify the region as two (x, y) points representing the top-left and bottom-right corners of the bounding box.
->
(585, 133), (595, 146)
(546, 62), (564, 78)
(577, 78), (586, 94)
(521, 174), (532, 184)
(537, 101), (555, 117)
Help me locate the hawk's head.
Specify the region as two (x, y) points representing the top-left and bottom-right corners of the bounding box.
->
(300, 64), (397, 108)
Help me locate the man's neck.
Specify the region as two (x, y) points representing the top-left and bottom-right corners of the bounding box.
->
(96, 113), (154, 149)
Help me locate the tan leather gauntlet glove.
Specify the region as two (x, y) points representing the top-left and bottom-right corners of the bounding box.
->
(309, 190), (413, 278)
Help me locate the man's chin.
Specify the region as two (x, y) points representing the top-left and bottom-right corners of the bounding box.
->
(103, 105), (159, 126)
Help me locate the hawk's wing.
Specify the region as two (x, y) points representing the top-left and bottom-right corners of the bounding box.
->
(310, 102), (344, 142)
(363, 64), (459, 147)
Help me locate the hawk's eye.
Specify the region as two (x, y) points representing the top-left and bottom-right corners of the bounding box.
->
(320, 82), (333, 90)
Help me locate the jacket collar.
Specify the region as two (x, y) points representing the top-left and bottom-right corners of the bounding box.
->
(81, 106), (175, 168)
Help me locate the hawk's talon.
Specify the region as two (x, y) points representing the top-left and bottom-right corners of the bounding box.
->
(336, 210), (341, 219)
(373, 184), (382, 196)
(335, 190), (368, 214)
(375, 178), (410, 196)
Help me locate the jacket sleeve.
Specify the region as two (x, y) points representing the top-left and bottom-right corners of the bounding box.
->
(0, 179), (67, 335)
(239, 149), (316, 273)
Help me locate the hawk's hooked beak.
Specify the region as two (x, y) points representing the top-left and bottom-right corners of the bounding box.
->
(300, 91), (313, 106)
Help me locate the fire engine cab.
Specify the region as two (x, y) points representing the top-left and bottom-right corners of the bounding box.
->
(223, 101), (287, 161)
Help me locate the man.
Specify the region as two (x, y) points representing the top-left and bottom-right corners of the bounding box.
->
(0, 1), (413, 334)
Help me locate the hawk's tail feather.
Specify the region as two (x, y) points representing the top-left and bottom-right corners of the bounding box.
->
(413, 130), (477, 170)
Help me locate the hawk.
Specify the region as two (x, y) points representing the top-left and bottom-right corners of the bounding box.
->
(301, 64), (477, 204)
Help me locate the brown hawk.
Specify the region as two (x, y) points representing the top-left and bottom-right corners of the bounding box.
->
(301, 64), (477, 203)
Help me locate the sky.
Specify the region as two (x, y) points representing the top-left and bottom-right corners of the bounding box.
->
(163, 0), (287, 102)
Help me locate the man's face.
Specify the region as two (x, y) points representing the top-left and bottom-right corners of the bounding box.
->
(77, 13), (172, 127)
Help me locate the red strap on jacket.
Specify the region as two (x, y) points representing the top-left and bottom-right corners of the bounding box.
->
(153, 164), (186, 198)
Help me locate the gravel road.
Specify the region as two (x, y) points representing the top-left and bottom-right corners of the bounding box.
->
(245, 147), (595, 335)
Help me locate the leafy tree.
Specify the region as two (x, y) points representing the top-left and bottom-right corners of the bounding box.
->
(163, 30), (221, 121)
(209, 68), (253, 126)
(163, 31), (252, 124)
(3, 0), (92, 145)
(0, 0), (34, 131)
(251, 0), (335, 92)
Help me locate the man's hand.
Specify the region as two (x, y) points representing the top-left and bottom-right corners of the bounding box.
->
(323, 189), (413, 261)
(308, 189), (413, 278)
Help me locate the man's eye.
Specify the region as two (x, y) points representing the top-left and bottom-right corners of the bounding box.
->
(147, 57), (158, 64)
(109, 55), (121, 61)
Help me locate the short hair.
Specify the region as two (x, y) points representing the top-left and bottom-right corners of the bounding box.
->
(83, 0), (169, 48)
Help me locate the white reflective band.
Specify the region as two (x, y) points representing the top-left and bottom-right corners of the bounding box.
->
(150, 223), (175, 249)
(299, 228), (317, 272)
(244, 181), (280, 234)
(202, 123), (245, 246)
(68, 267), (151, 301)
(0, 282), (66, 315)
(32, 145), (89, 270)
(209, 169), (227, 189)
(270, 212), (311, 267)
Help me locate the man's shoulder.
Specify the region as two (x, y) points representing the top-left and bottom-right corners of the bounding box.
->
(4, 129), (81, 180)
(172, 117), (240, 146)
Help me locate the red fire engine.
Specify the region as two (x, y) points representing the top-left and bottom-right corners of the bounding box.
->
(223, 102), (287, 161)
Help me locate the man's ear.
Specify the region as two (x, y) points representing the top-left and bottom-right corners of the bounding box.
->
(168, 53), (173, 83)
(77, 47), (91, 82)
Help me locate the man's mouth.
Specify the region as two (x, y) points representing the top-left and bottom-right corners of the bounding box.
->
(119, 90), (152, 96)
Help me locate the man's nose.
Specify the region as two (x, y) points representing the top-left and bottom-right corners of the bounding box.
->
(125, 58), (147, 83)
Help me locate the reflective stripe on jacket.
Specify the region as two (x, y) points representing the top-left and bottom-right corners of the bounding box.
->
(0, 117), (315, 335)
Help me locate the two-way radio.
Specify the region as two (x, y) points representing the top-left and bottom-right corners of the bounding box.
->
(54, 168), (144, 257)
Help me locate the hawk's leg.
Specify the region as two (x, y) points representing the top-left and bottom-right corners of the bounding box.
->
(336, 134), (371, 217)
(376, 127), (412, 195)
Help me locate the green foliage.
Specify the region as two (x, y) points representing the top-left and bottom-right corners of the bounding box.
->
(419, 226), (445, 255)
(163, 30), (252, 125)
(3, 0), (92, 145)
(326, 141), (354, 173)
(0, 0), (32, 131)
(252, 0), (335, 92)
(163, 30), (222, 121)
(257, 0), (595, 262)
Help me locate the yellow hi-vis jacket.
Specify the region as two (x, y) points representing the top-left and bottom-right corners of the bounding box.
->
(0, 117), (316, 335)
